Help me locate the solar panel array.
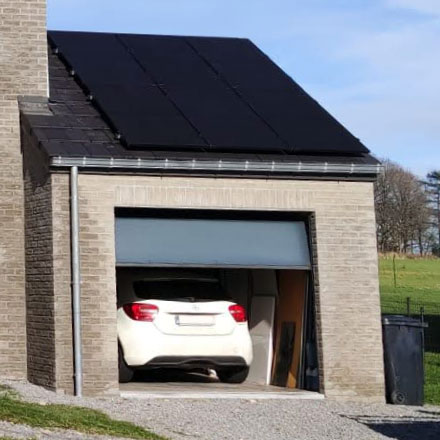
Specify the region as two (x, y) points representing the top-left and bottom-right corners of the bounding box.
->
(48, 31), (369, 154)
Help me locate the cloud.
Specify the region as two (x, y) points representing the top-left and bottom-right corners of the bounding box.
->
(277, 1), (440, 176)
(386, 0), (440, 16)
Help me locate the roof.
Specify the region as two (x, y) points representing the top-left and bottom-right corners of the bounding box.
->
(21, 31), (381, 178)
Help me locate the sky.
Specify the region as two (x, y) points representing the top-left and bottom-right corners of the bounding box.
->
(47, 0), (440, 177)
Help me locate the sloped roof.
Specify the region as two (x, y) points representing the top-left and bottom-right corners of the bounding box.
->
(21, 31), (380, 178)
(48, 30), (370, 155)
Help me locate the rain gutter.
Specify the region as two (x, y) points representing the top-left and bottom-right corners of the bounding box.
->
(51, 156), (382, 176)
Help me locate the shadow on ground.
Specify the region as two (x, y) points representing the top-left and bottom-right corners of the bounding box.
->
(345, 414), (440, 440)
(368, 421), (440, 439)
(132, 369), (218, 383)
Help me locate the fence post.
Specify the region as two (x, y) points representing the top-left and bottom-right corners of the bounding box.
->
(393, 254), (397, 289)
(407, 297), (411, 316)
(421, 306), (425, 384)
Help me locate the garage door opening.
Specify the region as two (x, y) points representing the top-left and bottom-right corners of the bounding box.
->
(115, 209), (320, 394)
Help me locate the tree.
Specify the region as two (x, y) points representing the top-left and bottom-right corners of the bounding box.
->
(374, 160), (430, 254)
(423, 171), (440, 255)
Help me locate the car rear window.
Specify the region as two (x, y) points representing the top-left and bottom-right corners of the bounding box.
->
(133, 278), (229, 302)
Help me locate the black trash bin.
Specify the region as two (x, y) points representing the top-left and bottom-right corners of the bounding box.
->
(382, 315), (428, 406)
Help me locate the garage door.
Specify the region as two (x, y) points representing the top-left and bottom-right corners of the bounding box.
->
(115, 216), (310, 269)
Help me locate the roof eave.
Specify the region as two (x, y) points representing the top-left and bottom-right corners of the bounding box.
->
(49, 155), (383, 177)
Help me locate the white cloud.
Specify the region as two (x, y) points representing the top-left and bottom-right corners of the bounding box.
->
(280, 2), (440, 175)
(386, 0), (440, 16)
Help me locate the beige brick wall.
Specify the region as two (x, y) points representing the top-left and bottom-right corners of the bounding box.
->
(0, 0), (48, 378)
(52, 173), (74, 394)
(48, 174), (384, 401)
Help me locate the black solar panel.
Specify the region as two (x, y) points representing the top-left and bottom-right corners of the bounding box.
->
(121, 34), (286, 151)
(48, 30), (369, 154)
(49, 31), (205, 148)
(187, 37), (369, 154)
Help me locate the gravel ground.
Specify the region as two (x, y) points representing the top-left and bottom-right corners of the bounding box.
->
(1, 378), (440, 440)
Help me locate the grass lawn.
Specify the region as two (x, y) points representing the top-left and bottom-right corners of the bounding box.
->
(379, 257), (440, 304)
(379, 256), (440, 406)
(425, 352), (440, 406)
(0, 386), (165, 440)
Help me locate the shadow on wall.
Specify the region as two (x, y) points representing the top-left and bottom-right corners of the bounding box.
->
(424, 315), (440, 352)
(346, 413), (440, 440)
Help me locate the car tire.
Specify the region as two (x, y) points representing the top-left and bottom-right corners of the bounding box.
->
(118, 344), (134, 383)
(217, 367), (249, 384)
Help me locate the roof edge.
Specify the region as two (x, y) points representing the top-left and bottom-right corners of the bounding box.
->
(50, 156), (382, 176)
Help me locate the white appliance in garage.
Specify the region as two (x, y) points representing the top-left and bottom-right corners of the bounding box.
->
(247, 271), (277, 385)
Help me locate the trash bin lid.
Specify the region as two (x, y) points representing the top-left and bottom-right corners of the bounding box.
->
(382, 315), (428, 328)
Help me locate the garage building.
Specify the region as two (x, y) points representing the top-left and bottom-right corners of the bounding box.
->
(8, 23), (385, 401)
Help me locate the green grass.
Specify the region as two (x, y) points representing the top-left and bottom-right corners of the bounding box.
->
(0, 438), (36, 440)
(379, 257), (440, 303)
(425, 352), (440, 406)
(0, 384), (20, 399)
(0, 394), (165, 440)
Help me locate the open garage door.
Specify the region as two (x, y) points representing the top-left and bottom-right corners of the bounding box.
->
(115, 216), (310, 269)
(115, 210), (317, 394)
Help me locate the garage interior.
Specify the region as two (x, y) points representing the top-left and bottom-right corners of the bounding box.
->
(115, 209), (320, 394)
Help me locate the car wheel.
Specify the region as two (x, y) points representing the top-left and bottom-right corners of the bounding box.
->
(118, 344), (134, 383)
(217, 367), (249, 384)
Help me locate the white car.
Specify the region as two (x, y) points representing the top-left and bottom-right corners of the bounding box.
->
(117, 274), (253, 383)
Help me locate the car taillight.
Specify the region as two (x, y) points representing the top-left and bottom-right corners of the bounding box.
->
(229, 304), (247, 323)
(123, 303), (158, 322)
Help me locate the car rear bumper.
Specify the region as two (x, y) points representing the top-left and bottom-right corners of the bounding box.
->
(118, 313), (253, 368)
(137, 355), (248, 370)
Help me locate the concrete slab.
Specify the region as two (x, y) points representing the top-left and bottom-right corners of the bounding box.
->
(119, 371), (324, 400)
(120, 389), (324, 400)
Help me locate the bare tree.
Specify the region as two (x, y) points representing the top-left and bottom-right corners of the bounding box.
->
(374, 160), (430, 254)
(423, 171), (440, 255)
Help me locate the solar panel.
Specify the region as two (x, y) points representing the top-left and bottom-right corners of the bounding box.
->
(120, 34), (286, 151)
(187, 37), (369, 154)
(48, 31), (206, 149)
(48, 31), (368, 155)
(235, 87), (366, 153)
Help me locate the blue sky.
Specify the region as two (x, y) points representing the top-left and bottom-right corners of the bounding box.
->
(48, 0), (440, 177)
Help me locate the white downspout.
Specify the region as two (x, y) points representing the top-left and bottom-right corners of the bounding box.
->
(70, 166), (83, 397)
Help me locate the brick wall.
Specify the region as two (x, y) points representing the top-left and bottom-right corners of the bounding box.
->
(22, 120), (73, 393)
(0, 0), (48, 378)
(52, 173), (119, 396)
(46, 174), (384, 401)
(51, 173), (74, 394)
(22, 122), (55, 389)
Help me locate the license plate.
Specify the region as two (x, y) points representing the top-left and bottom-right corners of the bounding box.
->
(176, 314), (215, 326)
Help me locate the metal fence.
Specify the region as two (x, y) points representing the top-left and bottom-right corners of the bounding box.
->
(381, 298), (440, 353)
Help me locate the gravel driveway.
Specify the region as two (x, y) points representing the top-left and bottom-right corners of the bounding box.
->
(1, 379), (440, 440)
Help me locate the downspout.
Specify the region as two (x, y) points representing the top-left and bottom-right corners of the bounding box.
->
(70, 166), (83, 397)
